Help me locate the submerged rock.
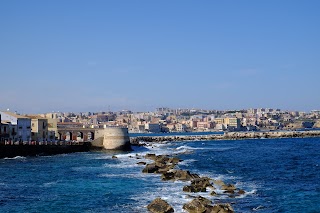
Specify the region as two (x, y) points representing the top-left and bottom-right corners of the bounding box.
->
(147, 197), (174, 213)
(137, 161), (146, 165)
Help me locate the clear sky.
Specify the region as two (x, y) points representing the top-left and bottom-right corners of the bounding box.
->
(0, 0), (319, 113)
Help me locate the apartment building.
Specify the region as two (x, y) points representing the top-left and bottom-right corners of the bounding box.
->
(0, 111), (31, 141)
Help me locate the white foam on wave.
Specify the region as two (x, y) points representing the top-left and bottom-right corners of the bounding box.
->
(4, 156), (26, 160)
(178, 159), (197, 166)
(210, 147), (239, 151)
(130, 180), (193, 213)
(176, 145), (206, 150)
(98, 172), (154, 180)
(42, 181), (59, 188)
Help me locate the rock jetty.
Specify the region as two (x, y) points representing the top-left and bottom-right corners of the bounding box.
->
(135, 153), (245, 212)
(130, 130), (320, 144)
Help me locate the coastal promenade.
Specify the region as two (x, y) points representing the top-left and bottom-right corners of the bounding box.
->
(130, 130), (320, 144)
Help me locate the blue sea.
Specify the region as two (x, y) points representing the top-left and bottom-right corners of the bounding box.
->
(0, 137), (319, 213)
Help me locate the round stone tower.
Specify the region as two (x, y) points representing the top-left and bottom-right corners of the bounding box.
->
(103, 127), (131, 150)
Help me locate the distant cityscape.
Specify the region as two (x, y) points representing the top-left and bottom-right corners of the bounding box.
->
(1, 107), (320, 143)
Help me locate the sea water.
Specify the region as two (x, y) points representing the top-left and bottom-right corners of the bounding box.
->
(0, 137), (319, 212)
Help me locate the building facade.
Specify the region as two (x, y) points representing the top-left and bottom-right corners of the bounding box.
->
(0, 111), (31, 141)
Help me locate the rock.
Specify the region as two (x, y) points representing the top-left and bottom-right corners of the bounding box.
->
(167, 157), (181, 164)
(213, 180), (225, 187)
(191, 177), (213, 188)
(238, 189), (245, 195)
(183, 196), (212, 213)
(112, 155), (117, 159)
(161, 172), (174, 181)
(183, 177), (212, 193)
(183, 185), (206, 193)
(221, 184), (236, 191)
(223, 190), (235, 194)
(145, 153), (156, 160)
(174, 170), (199, 181)
(147, 197), (174, 213)
(210, 191), (217, 196)
(155, 155), (170, 164)
(142, 163), (159, 173)
(137, 162), (146, 165)
(207, 203), (234, 213)
(157, 165), (175, 174)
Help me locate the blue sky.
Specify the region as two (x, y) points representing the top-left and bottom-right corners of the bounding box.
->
(0, 0), (319, 113)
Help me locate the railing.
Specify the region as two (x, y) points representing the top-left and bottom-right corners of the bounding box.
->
(0, 140), (90, 146)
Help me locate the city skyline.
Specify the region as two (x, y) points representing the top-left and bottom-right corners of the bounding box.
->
(1, 1), (319, 113)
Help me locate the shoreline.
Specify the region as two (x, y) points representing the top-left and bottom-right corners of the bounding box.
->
(130, 130), (320, 144)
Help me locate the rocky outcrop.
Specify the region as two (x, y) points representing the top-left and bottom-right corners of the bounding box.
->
(147, 198), (174, 213)
(183, 177), (213, 193)
(141, 153), (239, 212)
(183, 196), (212, 213)
(183, 196), (234, 213)
(142, 154), (182, 174)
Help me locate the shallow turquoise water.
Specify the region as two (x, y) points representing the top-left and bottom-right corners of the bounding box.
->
(0, 137), (319, 212)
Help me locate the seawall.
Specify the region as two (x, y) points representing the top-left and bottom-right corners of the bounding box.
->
(0, 142), (91, 158)
(130, 130), (320, 144)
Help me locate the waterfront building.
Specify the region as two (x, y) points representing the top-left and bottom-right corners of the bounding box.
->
(0, 120), (16, 142)
(0, 111), (31, 142)
(26, 116), (49, 142)
(214, 117), (241, 130)
(145, 123), (161, 133)
(175, 123), (187, 132)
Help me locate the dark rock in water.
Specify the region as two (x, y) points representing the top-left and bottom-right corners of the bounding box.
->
(183, 177), (213, 193)
(137, 162), (146, 165)
(161, 170), (199, 182)
(167, 157), (181, 164)
(183, 196), (234, 213)
(207, 203), (234, 213)
(173, 170), (199, 181)
(155, 155), (170, 164)
(210, 191), (217, 196)
(147, 197), (174, 213)
(183, 185), (206, 193)
(145, 153), (156, 160)
(112, 155), (117, 159)
(213, 179), (225, 187)
(238, 189), (245, 195)
(224, 190), (235, 194)
(183, 196), (212, 213)
(157, 165), (175, 174)
(191, 177), (212, 188)
(142, 163), (159, 173)
(221, 184), (236, 191)
(161, 172), (176, 181)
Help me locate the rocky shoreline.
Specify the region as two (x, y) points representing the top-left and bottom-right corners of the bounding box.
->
(130, 130), (320, 144)
(117, 152), (244, 212)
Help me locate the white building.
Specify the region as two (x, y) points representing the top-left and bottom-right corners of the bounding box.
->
(0, 111), (31, 142)
(145, 123), (161, 133)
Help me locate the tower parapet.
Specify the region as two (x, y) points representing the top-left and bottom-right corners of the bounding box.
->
(103, 127), (131, 150)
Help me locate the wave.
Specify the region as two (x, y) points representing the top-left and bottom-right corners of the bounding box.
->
(4, 156), (26, 160)
(176, 145), (206, 150)
(178, 159), (197, 166)
(42, 181), (59, 187)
